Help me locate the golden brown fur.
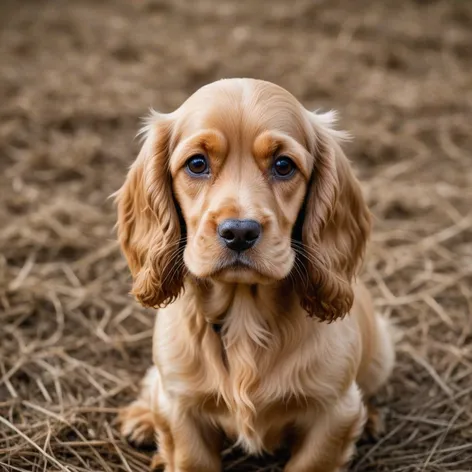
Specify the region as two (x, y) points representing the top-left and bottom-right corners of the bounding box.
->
(116, 79), (395, 472)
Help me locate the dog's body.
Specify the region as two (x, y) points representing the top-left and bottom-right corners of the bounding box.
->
(117, 79), (395, 472)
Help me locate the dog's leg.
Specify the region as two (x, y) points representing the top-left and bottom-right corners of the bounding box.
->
(118, 367), (174, 469)
(119, 366), (222, 471)
(161, 411), (223, 472)
(284, 384), (366, 472)
(357, 316), (396, 398)
(119, 367), (158, 448)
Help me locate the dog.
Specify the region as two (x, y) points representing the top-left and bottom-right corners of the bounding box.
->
(116, 78), (395, 472)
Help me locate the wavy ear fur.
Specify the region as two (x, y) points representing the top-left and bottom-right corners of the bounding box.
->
(116, 115), (184, 308)
(299, 112), (371, 322)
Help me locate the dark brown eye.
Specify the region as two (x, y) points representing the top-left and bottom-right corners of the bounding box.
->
(186, 154), (209, 176)
(273, 156), (296, 178)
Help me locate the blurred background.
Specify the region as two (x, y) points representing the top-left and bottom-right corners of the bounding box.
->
(1, 0), (471, 471)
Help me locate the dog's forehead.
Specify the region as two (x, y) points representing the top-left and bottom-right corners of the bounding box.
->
(176, 79), (309, 144)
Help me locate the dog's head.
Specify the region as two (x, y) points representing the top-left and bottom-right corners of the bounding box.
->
(116, 79), (371, 321)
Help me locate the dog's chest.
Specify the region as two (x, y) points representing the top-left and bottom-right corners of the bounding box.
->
(215, 396), (305, 455)
(201, 374), (308, 455)
(200, 333), (317, 454)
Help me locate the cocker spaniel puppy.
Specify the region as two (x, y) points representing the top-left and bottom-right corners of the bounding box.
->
(116, 78), (395, 472)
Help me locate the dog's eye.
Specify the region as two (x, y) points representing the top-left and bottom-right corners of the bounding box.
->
(273, 156), (296, 178)
(186, 154), (209, 176)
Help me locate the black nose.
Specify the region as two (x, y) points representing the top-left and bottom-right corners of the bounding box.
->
(218, 219), (261, 252)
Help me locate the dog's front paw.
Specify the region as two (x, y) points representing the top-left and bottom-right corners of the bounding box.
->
(364, 402), (386, 440)
(119, 400), (156, 449)
(151, 453), (166, 471)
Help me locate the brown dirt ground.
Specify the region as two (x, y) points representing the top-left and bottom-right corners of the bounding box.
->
(1, 0), (472, 471)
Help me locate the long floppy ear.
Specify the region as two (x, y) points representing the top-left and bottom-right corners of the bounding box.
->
(116, 114), (184, 308)
(299, 111), (371, 322)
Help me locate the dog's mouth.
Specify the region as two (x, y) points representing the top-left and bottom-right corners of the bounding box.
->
(205, 253), (277, 285)
(214, 254), (257, 274)
(207, 250), (289, 285)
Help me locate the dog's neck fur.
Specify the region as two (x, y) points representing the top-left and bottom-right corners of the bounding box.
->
(187, 277), (308, 373)
(193, 278), (300, 334)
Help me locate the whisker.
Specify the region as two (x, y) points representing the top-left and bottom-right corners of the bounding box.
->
(158, 237), (188, 277)
(161, 246), (187, 286)
(291, 256), (309, 292)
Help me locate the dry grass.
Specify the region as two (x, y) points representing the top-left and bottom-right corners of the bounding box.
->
(1, 0), (472, 471)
